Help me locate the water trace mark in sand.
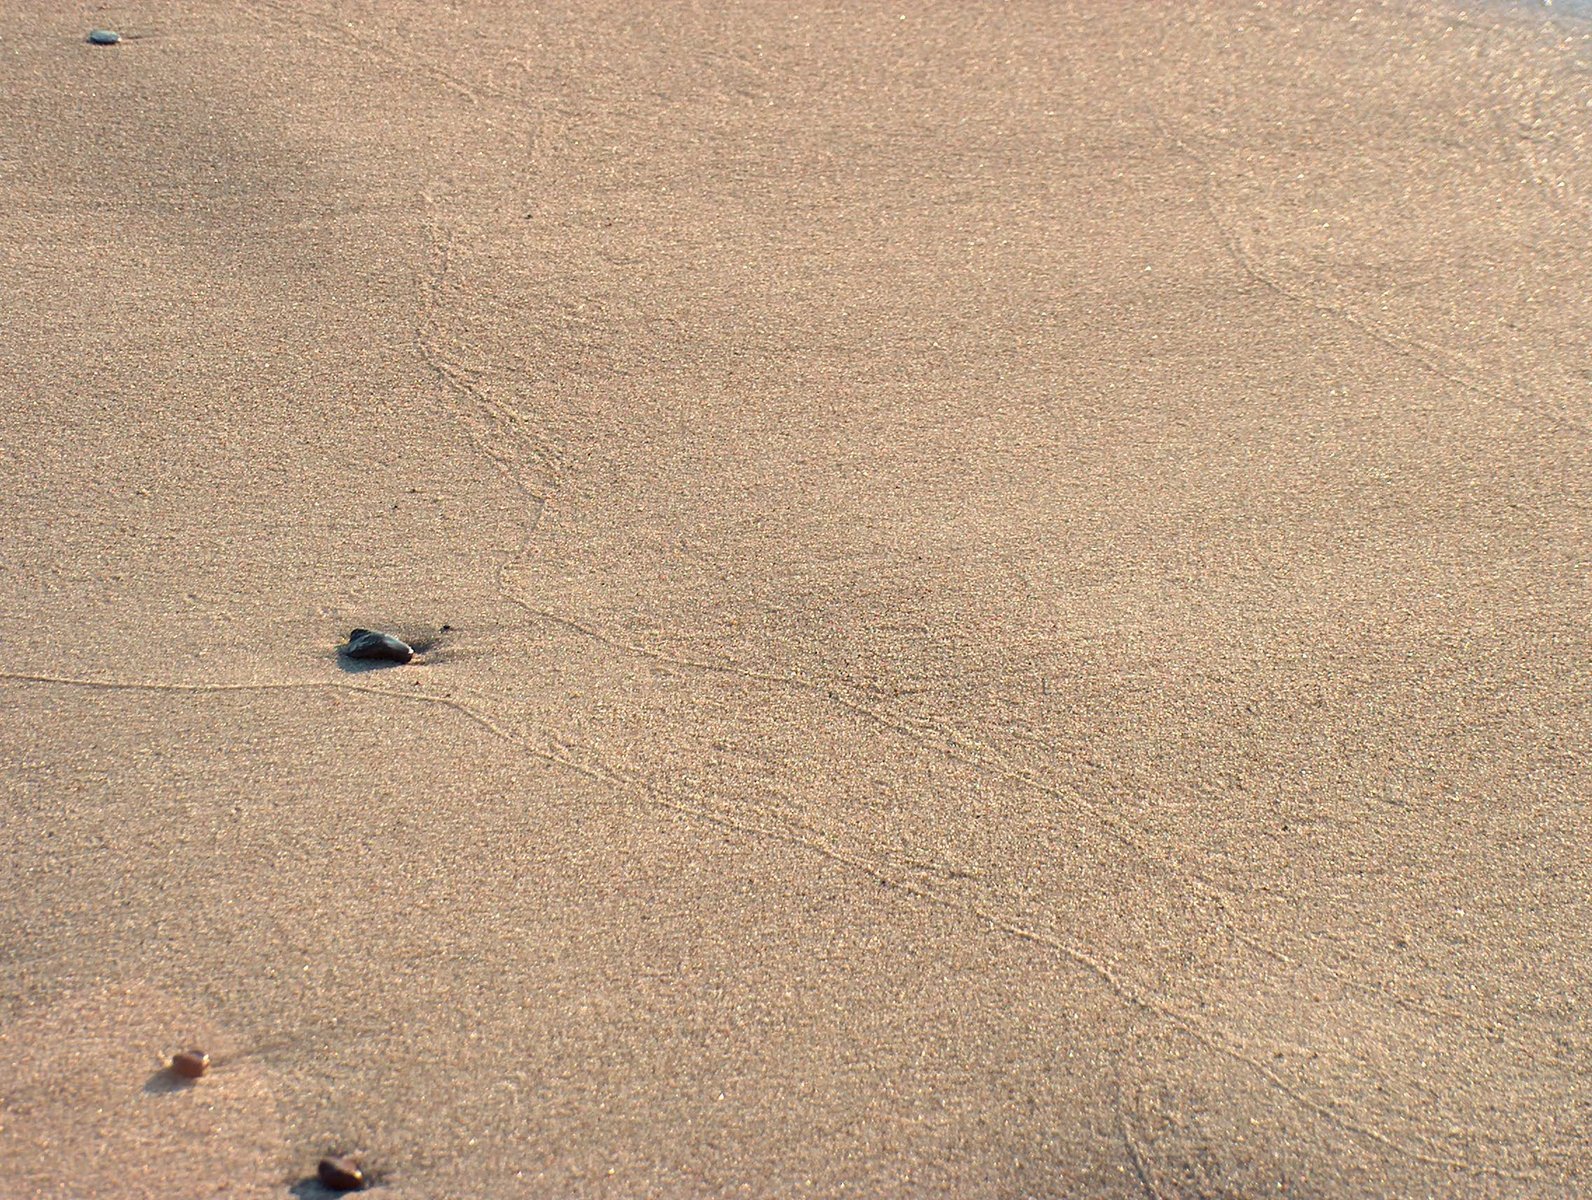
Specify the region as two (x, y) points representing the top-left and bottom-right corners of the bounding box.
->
(307, 18), (1562, 1183)
(0, 666), (1560, 1186)
(1138, 103), (1586, 439)
(14, 6), (1582, 1187)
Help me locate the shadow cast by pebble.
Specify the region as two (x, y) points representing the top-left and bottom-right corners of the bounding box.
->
(141, 1067), (194, 1095)
(334, 653), (409, 675)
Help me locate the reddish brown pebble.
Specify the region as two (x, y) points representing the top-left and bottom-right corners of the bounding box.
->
(317, 1156), (366, 1192)
(170, 1050), (209, 1079)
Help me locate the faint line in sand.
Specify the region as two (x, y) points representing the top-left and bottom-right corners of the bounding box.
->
(241, 0), (507, 116)
(1142, 105), (1585, 438)
(1, 666), (1555, 1181)
(508, 601), (1559, 1066)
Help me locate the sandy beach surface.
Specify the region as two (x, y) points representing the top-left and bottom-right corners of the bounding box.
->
(1, 1), (1587, 1196)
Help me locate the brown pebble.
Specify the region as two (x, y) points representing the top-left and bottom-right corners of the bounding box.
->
(170, 1050), (209, 1079)
(317, 1156), (366, 1191)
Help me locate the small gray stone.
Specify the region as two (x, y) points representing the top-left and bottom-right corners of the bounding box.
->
(342, 628), (414, 664)
(87, 29), (121, 45)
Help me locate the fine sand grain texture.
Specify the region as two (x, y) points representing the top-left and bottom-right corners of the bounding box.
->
(1, 1), (1587, 1196)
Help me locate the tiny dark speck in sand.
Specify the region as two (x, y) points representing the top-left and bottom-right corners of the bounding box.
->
(87, 29), (121, 45)
(342, 628), (414, 664)
(317, 1156), (366, 1191)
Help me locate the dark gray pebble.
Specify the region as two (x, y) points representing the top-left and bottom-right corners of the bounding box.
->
(87, 29), (121, 45)
(343, 628), (414, 664)
(317, 1156), (366, 1191)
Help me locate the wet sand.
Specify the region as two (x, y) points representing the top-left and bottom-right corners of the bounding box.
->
(1, 1), (1587, 1196)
